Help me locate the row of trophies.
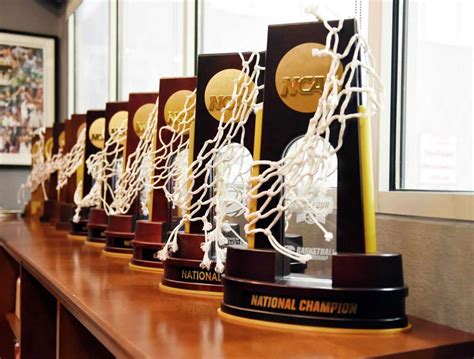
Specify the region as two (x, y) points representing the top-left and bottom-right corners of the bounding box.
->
(22, 10), (410, 333)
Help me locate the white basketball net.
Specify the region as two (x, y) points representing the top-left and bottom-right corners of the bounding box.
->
(18, 128), (47, 203)
(157, 52), (264, 274)
(17, 128), (65, 204)
(109, 98), (159, 216)
(244, 8), (382, 264)
(144, 89), (196, 214)
(56, 128), (86, 191)
(72, 123), (127, 222)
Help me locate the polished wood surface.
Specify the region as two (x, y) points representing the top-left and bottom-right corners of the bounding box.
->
(0, 219), (473, 358)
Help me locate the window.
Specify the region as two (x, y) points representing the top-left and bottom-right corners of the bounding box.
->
(392, 0), (473, 192)
(198, 0), (366, 53)
(74, 0), (110, 113)
(118, 1), (186, 99)
(376, 0), (473, 221)
(68, 0), (472, 220)
(69, 0), (367, 111)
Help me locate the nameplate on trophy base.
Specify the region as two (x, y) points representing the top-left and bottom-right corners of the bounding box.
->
(221, 246), (408, 330)
(130, 220), (166, 272)
(160, 233), (223, 297)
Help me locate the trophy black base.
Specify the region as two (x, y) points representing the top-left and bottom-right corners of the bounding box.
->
(55, 202), (75, 231)
(129, 220), (166, 273)
(40, 199), (55, 222)
(160, 232), (223, 298)
(69, 207), (90, 241)
(220, 246), (409, 332)
(49, 200), (60, 227)
(103, 214), (134, 258)
(85, 208), (107, 248)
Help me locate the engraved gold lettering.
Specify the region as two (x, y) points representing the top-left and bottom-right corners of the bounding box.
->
(311, 75), (325, 93)
(91, 133), (104, 142)
(208, 95), (232, 111)
(280, 77), (299, 96)
(167, 111), (180, 122)
(180, 269), (221, 282)
(249, 295), (357, 315)
(349, 303), (357, 315)
(320, 302), (331, 313)
(280, 75), (326, 97)
(298, 76), (316, 94)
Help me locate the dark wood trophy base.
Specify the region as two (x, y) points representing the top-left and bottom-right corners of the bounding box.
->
(220, 246), (410, 333)
(55, 202), (75, 231)
(85, 208), (108, 248)
(49, 200), (61, 227)
(68, 207), (90, 242)
(103, 214), (134, 258)
(160, 232), (223, 298)
(40, 199), (55, 222)
(129, 220), (166, 273)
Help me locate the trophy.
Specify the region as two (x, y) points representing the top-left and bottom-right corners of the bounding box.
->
(39, 127), (54, 222)
(68, 110), (105, 242)
(55, 115), (88, 231)
(20, 127), (51, 218)
(85, 101), (128, 247)
(48, 122), (65, 226)
(130, 77), (196, 273)
(219, 14), (409, 332)
(102, 92), (159, 258)
(22, 130), (42, 217)
(158, 52), (264, 297)
(54, 118), (73, 230)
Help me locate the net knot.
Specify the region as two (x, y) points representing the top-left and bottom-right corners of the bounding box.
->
(202, 222), (212, 231)
(324, 232), (334, 242)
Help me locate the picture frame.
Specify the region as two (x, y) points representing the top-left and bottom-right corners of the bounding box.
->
(0, 30), (56, 165)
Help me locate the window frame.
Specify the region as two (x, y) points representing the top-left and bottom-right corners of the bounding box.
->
(372, 0), (473, 221)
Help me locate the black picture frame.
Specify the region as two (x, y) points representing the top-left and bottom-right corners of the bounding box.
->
(0, 29), (58, 166)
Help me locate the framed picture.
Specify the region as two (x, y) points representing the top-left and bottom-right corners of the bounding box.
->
(0, 30), (56, 165)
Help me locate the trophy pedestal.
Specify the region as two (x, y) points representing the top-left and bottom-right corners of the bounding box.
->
(85, 208), (108, 248)
(68, 207), (90, 242)
(220, 246), (410, 332)
(129, 220), (166, 273)
(49, 200), (60, 227)
(160, 232), (223, 298)
(103, 214), (134, 258)
(55, 202), (75, 231)
(40, 199), (55, 222)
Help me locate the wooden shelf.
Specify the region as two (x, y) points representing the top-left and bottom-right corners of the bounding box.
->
(0, 219), (473, 358)
(0, 244), (20, 359)
(5, 313), (20, 341)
